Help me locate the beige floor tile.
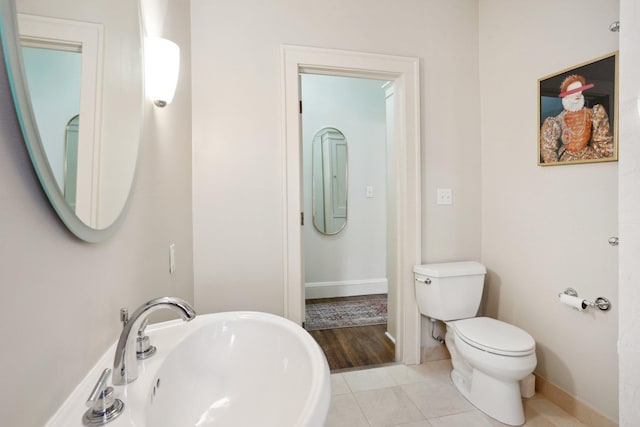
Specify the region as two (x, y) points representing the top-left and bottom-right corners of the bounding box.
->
(477, 402), (556, 427)
(354, 386), (425, 427)
(408, 360), (455, 385)
(384, 364), (430, 385)
(521, 403), (561, 427)
(343, 366), (397, 392)
(525, 398), (588, 427)
(328, 362), (588, 427)
(331, 373), (351, 396)
(390, 421), (435, 427)
(402, 381), (474, 419)
(325, 393), (370, 427)
(428, 410), (493, 427)
(416, 359), (454, 373)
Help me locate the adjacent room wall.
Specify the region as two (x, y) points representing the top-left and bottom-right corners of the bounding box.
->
(191, 0), (482, 318)
(301, 74), (388, 297)
(479, 0), (619, 422)
(0, 1), (193, 425)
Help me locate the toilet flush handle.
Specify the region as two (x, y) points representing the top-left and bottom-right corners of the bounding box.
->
(416, 277), (432, 285)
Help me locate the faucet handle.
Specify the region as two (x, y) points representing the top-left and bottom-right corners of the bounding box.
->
(136, 318), (157, 359)
(137, 318), (149, 336)
(85, 368), (111, 408)
(83, 368), (125, 425)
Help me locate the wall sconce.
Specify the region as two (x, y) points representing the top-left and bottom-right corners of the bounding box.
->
(145, 37), (180, 107)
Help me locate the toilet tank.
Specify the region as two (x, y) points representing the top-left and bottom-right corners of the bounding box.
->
(414, 261), (486, 321)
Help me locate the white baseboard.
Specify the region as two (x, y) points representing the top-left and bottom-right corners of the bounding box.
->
(305, 278), (388, 299)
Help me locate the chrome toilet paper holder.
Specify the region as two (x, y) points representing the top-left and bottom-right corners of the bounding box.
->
(559, 288), (611, 311)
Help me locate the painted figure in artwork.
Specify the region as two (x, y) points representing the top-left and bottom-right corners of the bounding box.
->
(540, 74), (614, 164)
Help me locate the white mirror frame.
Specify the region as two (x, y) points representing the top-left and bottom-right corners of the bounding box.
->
(0, 0), (142, 242)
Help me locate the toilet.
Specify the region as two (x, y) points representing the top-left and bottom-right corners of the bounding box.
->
(414, 261), (536, 426)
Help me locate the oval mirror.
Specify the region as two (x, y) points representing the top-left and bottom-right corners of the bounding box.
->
(0, 0), (143, 242)
(312, 127), (348, 235)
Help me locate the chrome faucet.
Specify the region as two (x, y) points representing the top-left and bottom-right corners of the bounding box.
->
(112, 297), (196, 385)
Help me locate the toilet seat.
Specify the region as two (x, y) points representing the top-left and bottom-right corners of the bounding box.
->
(451, 317), (535, 357)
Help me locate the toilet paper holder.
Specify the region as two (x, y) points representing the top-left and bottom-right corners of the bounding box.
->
(558, 288), (611, 311)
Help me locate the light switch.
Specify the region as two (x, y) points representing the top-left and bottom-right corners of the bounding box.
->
(169, 244), (176, 274)
(437, 188), (453, 205)
(366, 186), (374, 198)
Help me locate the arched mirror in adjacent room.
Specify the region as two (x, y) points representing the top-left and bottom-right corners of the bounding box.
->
(311, 127), (348, 235)
(0, 0), (144, 242)
(63, 114), (80, 210)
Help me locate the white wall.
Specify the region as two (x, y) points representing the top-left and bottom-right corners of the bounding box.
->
(479, 0), (619, 421)
(618, 0), (640, 425)
(0, 1), (193, 425)
(301, 74), (387, 291)
(191, 0), (482, 318)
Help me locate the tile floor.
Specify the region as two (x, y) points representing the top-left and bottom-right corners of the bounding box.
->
(326, 360), (587, 427)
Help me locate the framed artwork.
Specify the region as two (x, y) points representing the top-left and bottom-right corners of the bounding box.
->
(538, 52), (618, 166)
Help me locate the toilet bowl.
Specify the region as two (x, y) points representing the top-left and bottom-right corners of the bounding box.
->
(446, 317), (536, 426)
(414, 262), (537, 426)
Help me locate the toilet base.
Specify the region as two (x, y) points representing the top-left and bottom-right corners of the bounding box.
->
(451, 368), (525, 426)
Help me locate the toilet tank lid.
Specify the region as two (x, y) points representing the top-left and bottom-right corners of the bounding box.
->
(414, 261), (486, 277)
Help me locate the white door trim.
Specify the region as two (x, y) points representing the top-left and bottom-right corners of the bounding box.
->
(281, 45), (422, 365)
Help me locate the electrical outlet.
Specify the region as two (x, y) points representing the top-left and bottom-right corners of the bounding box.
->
(437, 188), (453, 205)
(366, 186), (374, 198)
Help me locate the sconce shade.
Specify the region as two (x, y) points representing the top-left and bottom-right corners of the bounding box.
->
(145, 37), (180, 107)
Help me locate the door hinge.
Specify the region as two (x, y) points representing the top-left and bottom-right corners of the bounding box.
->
(299, 100), (302, 114)
(301, 212), (304, 226)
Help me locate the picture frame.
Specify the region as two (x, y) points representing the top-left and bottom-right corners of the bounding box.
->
(538, 52), (618, 166)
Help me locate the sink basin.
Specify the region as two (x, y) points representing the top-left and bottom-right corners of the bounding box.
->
(46, 312), (331, 427)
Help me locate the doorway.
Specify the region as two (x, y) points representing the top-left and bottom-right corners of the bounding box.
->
(300, 74), (392, 369)
(281, 45), (422, 365)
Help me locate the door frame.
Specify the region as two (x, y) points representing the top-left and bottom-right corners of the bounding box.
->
(281, 45), (422, 364)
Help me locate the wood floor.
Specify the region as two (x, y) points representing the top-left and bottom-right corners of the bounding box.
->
(305, 295), (395, 371)
(308, 324), (395, 371)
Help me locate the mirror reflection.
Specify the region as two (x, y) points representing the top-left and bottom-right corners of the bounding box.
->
(63, 114), (80, 209)
(0, 0), (144, 240)
(312, 127), (348, 235)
